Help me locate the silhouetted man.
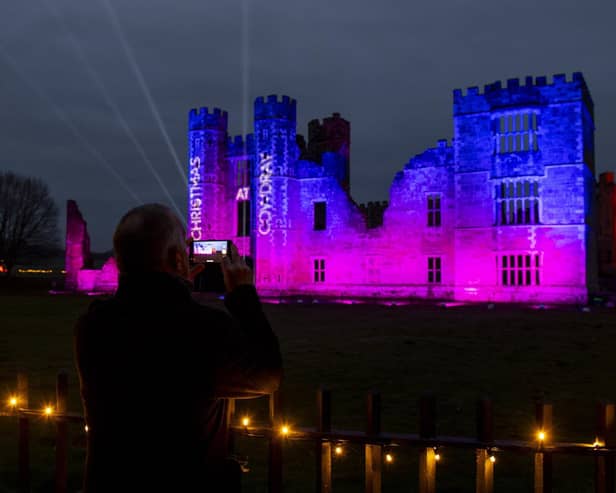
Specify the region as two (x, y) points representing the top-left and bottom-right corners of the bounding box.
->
(74, 204), (282, 492)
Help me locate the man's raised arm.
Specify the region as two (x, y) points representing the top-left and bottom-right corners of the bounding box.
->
(210, 246), (282, 398)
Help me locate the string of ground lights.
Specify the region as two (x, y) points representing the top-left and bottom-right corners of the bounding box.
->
(0, 394), (569, 464)
(0, 380), (616, 492)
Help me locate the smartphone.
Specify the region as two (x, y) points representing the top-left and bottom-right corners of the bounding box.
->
(190, 240), (231, 263)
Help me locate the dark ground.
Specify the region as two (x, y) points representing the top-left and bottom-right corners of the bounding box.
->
(0, 285), (615, 492)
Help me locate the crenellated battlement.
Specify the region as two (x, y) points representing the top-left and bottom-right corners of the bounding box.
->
(359, 200), (389, 209)
(188, 107), (228, 132)
(226, 134), (255, 157)
(254, 94), (297, 121)
(359, 201), (389, 229)
(453, 72), (592, 115)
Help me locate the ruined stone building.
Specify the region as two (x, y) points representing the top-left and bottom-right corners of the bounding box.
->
(67, 72), (612, 303)
(187, 73), (597, 303)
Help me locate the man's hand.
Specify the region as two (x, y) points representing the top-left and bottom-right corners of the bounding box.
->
(222, 242), (253, 292)
(188, 263), (205, 283)
(185, 238), (205, 283)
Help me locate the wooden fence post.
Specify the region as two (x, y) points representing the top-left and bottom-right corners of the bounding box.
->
(419, 393), (437, 493)
(534, 400), (553, 493)
(17, 372), (30, 493)
(316, 388), (332, 493)
(475, 398), (494, 493)
(595, 402), (615, 493)
(227, 398), (236, 455)
(269, 391), (283, 493)
(55, 371), (69, 493)
(365, 391), (382, 493)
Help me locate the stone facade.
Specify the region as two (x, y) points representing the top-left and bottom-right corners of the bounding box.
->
(189, 73), (599, 303)
(64, 200), (118, 293)
(65, 200), (93, 291)
(63, 72), (604, 302)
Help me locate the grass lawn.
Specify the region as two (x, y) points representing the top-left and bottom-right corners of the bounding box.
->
(1, 291), (615, 492)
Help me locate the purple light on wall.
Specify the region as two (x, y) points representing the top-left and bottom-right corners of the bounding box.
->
(187, 109), (206, 240)
(61, 74), (602, 303)
(64, 200), (118, 294)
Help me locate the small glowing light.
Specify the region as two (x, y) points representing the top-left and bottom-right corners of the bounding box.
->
(435, 453), (441, 462)
(537, 431), (546, 442)
(281, 425), (290, 436)
(385, 453), (394, 463)
(84, 425), (89, 432)
(489, 455), (496, 463)
(593, 439), (604, 448)
(44, 406), (54, 416)
(334, 445), (343, 456)
(8, 396), (18, 408)
(242, 417), (250, 427)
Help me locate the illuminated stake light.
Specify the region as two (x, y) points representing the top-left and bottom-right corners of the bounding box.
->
(489, 455), (496, 463)
(334, 445), (344, 456)
(593, 439), (605, 449)
(242, 417), (251, 428)
(537, 430), (546, 442)
(8, 396), (18, 408)
(280, 425), (290, 436)
(84, 425), (89, 432)
(44, 406), (54, 416)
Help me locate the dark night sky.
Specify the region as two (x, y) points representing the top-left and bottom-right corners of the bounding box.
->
(1, 0), (614, 250)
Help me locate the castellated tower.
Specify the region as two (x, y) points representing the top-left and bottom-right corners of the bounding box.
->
(253, 95), (297, 288)
(452, 73), (596, 301)
(187, 107), (229, 241)
(303, 113), (351, 191)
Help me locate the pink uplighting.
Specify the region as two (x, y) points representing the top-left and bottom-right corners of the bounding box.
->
(65, 74), (605, 305)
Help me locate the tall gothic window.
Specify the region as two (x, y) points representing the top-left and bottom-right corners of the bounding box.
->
(495, 180), (540, 225)
(427, 194), (441, 227)
(497, 253), (541, 286)
(314, 202), (326, 230)
(313, 259), (326, 282)
(427, 257), (442, 284)
(496, 112), (538, 153)
(236, 200), (250, 237)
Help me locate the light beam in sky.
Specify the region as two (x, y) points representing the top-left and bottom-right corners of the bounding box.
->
(98, 0), (188, 187)
(40, 0), (185, 221)
(238, 0), (251, 245)
(0, 43), (142, 205)
(242, 0), (250, 139)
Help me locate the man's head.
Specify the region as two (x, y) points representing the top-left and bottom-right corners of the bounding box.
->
(113, 204), (189, 278)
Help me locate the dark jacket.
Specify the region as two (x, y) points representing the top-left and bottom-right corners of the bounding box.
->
(74, 272), (282, 492)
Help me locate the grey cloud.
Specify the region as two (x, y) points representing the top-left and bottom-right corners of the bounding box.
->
(0, 0), (614, 249)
